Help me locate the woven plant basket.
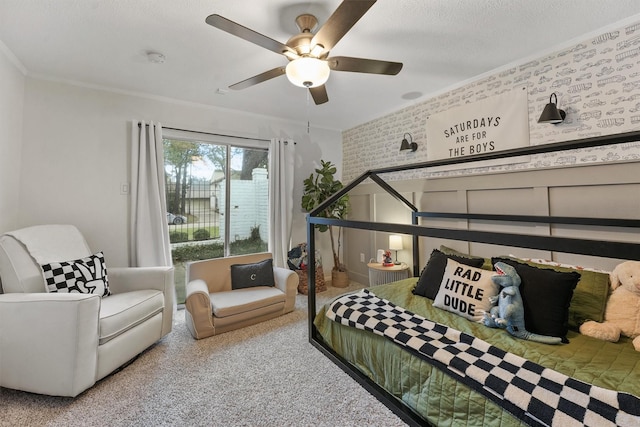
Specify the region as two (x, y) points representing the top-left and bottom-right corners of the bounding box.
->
(296, 265), (326, 294)
(331, 269), (350, 288)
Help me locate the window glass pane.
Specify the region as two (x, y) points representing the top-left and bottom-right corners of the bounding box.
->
(163, 138), (224, 305)
(163, 137), (269, 304)
(227, 147), (269, 256)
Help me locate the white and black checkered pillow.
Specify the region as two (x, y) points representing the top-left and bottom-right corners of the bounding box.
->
(41, 252), (110, 297)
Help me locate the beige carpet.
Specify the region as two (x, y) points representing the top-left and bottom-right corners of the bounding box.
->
(0, 283), (407, 427)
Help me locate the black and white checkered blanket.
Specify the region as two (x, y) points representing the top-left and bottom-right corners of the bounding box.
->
(326, 289), (640, 427)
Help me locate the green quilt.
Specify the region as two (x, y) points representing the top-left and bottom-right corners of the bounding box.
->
(314, 279), (640, 427)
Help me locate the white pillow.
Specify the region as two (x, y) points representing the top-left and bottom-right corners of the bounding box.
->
(433, 258), (498, 322)
(509, 255), (610, 274)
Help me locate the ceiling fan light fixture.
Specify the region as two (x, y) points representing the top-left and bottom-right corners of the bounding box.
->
(310, 44), (324, 57)
(207, 3), (403, 105)
(282, 50), (299, 61)
(285, 57), (330, 88)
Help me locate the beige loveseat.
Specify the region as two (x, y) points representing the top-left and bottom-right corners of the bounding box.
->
(184, 252), (297, 339)
(0, 225), (174, 397)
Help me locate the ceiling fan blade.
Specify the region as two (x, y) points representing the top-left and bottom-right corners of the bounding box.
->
(229, 67), (286, 90)
(309, 85), (329, 105)
(206, 14), (294, 57)
(311, 0), (376, 52)
(329, 56), (403, 75)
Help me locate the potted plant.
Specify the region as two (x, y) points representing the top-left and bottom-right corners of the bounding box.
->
(301, 160), (350, 287)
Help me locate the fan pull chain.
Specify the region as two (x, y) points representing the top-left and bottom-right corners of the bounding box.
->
(306, 90), (311, 134)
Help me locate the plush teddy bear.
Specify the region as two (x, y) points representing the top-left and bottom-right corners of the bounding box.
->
(579, 261), (640, 351)
(483, 262), (562, 344)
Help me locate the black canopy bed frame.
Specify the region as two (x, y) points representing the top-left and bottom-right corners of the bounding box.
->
(305, 130), (640, 427)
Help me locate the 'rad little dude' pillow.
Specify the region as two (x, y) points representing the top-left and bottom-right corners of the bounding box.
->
(433, 258), (498, 322)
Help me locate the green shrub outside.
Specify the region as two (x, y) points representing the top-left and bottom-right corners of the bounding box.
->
(169, 231), (189, 243)
(171, 237), (268, 263)
(193, 228), (211, 241)
(230, 238), (267, 255)
(171, 242), (224, 262)
(231, 225), (266, 254)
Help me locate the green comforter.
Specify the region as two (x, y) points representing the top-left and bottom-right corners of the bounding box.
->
(314, 279), (640, 427)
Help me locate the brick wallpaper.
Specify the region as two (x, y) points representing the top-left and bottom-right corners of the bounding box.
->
(343, 19), (640, 182)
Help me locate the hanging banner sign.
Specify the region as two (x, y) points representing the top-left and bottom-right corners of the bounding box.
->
(426, 88), (530, 161)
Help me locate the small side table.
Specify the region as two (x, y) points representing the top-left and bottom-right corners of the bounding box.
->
(367, 262), (411, 287)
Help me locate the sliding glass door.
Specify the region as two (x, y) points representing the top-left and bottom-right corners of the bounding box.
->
(163, 135), (269, 304)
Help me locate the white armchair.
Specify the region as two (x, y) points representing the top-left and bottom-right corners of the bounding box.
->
(0, 225), (174, 397)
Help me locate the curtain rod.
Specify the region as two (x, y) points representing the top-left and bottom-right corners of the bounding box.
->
(138, 123), (272, 143)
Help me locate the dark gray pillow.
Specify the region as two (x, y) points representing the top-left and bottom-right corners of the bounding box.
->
(491, 257), (580, 342)
(230, 258), (275, 290)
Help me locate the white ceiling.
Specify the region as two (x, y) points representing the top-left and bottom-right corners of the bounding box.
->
(2, 0), (640, 131)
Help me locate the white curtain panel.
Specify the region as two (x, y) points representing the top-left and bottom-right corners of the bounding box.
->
(268, 138), (295, 268)
(130, 120), (172, 267)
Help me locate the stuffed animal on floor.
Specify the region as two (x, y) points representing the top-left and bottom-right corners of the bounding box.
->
(483, 262), (562, 345)
(287, 243), (308, 270)
(579, 261), (640, 351)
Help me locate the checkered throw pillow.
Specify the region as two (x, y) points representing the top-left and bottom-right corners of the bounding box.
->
(41, 252), (110, 297)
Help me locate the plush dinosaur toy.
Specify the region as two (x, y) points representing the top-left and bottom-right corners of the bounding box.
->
(483, 262), (562, 345)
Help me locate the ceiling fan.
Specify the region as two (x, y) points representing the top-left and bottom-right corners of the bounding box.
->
(206, 0), (403, 105)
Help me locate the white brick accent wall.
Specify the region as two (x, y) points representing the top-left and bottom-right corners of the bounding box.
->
(343, 19), (640, 182)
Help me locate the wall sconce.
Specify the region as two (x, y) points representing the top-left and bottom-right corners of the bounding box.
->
(400, 133), (418, 152)
(538, 93), (566, 124)
(388, 234), (403, 265)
